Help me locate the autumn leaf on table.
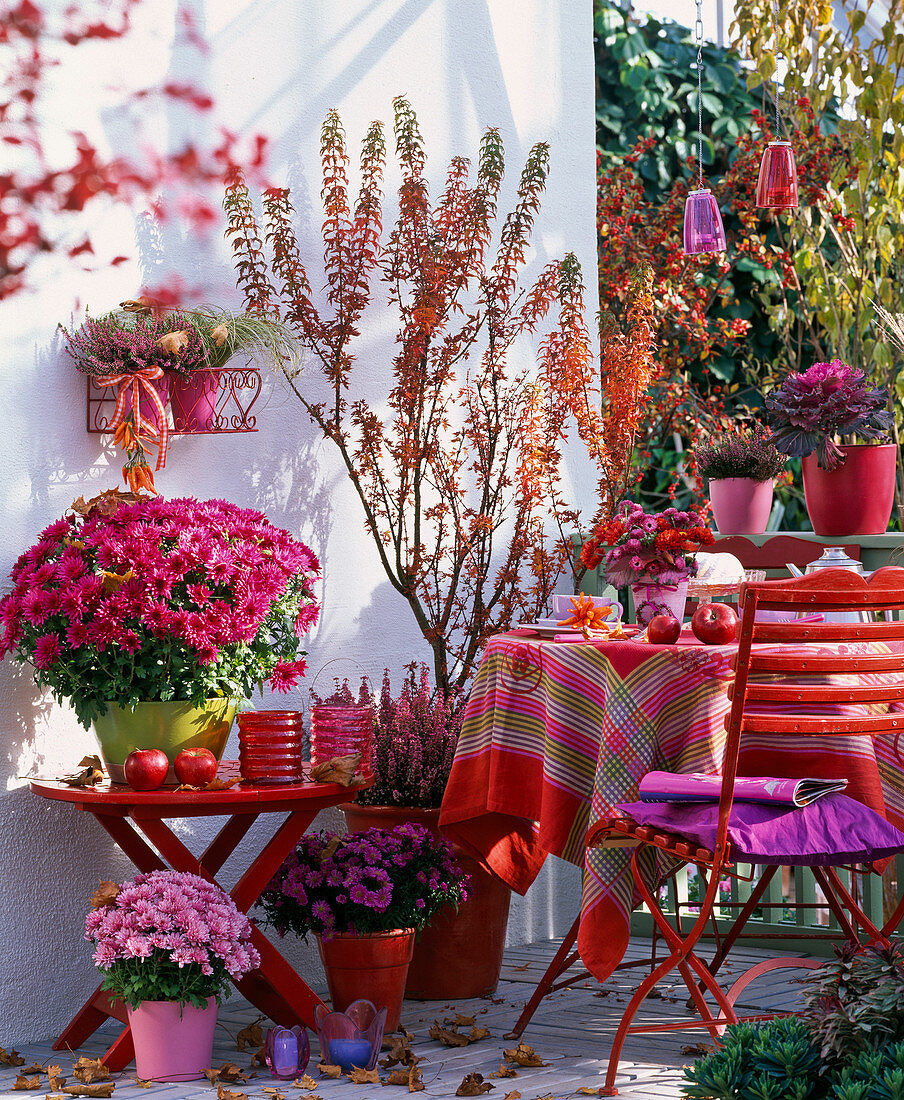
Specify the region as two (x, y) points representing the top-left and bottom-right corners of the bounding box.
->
(316, 1064), (342, 1078)
(346, 1067), (380, 1085)
(292, 1074), (318, 1089)
(72, 1058), (110, 1084)
(309, 753), (362, 786)
(503, 1043), (549, 1068)
(59, 757), (105, 788)
(456, 1072), (494, 1096)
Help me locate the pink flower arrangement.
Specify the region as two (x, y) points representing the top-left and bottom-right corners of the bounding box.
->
(0, 493), (320, 726)
(85, 870), (260, 1008)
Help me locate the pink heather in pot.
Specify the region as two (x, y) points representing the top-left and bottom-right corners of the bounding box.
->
(85, 870), (260, 1009)
(0, 494), (320, 726)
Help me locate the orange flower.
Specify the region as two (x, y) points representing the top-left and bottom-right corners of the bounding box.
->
(559, 593), (613, 635)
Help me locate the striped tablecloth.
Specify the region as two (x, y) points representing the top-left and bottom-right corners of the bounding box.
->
(438, 629), (904, 984)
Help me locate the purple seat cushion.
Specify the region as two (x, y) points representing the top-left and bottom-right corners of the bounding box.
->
(614, 793), (904, 866)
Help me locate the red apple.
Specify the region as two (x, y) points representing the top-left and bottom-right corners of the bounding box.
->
(123, 748), (170, 791)
(647, 615), (681, 645)
(174, 747), (218, 786)
(691, 602), (739, 645)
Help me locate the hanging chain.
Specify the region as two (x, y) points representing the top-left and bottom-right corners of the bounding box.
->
(773, 0), (781, 136)
(695, 0), (704, 188)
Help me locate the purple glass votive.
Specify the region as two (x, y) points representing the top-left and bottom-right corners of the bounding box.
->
(265, 1025), (310, 1079)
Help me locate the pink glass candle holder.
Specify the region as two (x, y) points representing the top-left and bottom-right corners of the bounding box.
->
(755, 141), (799, 208)
(237, 710), (304, 785)
(313, 1000), (386, 1071)
(683, 188), (726, 254)
(310, 704), (374, 774)
(265, 1025), (310, 1079)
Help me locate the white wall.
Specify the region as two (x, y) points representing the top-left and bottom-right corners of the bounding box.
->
(0, 0), (594, 1043)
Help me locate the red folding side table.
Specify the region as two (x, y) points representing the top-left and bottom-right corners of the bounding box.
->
(30, 761), (364, 1070)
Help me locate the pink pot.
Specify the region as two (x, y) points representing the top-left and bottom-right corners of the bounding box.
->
(708, 478), (774, 535)
(802, 444), (898, 536)
(170, 370), (221, 431)
(127, 997), (217, 1081)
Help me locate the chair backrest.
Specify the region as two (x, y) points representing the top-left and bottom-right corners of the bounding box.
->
(714, 535), (862, 577)
(711, 567), (904, 857)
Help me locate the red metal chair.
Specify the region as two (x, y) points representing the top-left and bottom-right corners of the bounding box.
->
(587, 567), (904, 1096)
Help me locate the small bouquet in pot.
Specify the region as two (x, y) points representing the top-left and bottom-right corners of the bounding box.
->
(580, 500), (714, 587)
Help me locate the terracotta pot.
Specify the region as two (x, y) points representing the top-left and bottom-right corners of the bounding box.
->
(340, 803), (511, 1000)
(92, 698), (238, 784)
(127, 997), (217, 1081)
(316, 929), (414, 1033)
(708, 477), (774, 535)
(802, 443), (897, 536)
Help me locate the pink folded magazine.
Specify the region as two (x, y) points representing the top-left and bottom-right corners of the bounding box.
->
(638, 771), (848, 808)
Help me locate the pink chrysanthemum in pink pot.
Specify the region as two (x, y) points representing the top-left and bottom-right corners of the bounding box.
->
(85, 870), (260, 1008)
(0, 492), (320, 727)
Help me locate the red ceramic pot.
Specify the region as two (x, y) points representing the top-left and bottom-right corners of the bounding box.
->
(802, 444), (897, 536)
(340, 803), (511, 1000)
(316, 929), (414, 1033)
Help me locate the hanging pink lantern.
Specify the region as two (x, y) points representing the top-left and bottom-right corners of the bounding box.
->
(682, 188), (726, 255)
(755, 140), (799, 208)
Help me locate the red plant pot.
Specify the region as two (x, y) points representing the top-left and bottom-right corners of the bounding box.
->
(802, 444), (897, 536)
(316, 929), (414, 1034)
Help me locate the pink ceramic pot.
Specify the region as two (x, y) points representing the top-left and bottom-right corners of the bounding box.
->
(708, 478), (774, 535)
(170, 370), (221, 431)
(802, 444), (897, 536)
(127, 997), (217, 1081)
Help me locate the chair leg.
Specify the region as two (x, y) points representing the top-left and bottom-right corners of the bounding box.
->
(706, 865), (779, 978)
(504, 916), (580, 1040)
(814, 866), (883, 944)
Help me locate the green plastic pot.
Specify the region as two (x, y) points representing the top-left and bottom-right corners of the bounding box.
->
(92, 698), (238, 784)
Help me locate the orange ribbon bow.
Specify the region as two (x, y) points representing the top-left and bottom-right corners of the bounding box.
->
(95, 367), (169, 471)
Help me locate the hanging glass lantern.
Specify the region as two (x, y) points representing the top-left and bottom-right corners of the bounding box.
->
(755, 140), (799, 209)
(683, 188), (727, 254)
(682, 0), (725, 255)
(756, 1), (799, 209)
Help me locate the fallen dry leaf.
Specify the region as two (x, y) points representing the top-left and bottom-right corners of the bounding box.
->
(428, 1023), (470, 1048)
(469, 1027), (491, 1042)
(133, 1081), (151, 1090)
(251, 1046), (267, 1068)
(320, 835), (342, 861)
(210, 323), (230, 347)
(316, 1064), (342, 1079)
(490, 1066), (518, 1079)
(216, 1087), (247, 1100)
(575, 1089), (600, 1096)
(261, 1090), (285, 1100)
(512, 962), (531, 972)
(18, 1064), (44, 1075)
(47, 1067), (66, 1090)
(454, 1014), (476, 1027)
(119, 298), (157, 314)
(380, 1034), (418, 1069)
(205, 1064), (250, 1085)
(293, 1075), (317, 1090)
(61, 1085), (115, 1098)
(385, 1064), (424, 1092)
(503, 1092), (521, 1100)
(157, 330), (191, 356)
(71, 1059), (110, 1085)
(11, 1076), (40, 1090)
(89, 883), (120, 910)
(502, 1043), (549, 1068)
(680, 1043), (718, 1056)
(59, 757), (105, 788)
(309, 753), (362, 786)
(70, 489), (145, 519)
(456, 1073), (494, 1097)
(346, 1067), (380, 1084)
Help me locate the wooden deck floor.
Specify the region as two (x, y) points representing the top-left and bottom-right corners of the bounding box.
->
(1, 936), (812, 1099)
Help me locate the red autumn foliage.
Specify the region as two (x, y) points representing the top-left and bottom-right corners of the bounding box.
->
(225, 97), (611, 694)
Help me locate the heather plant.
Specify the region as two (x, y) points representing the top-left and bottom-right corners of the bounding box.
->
(257, 822), (468, 940)
(694, 424), (786, 482)
(60, 308), (207, 378)
(224, 96), (607, 696)
(0, 493), (320, 727)
(764, 359), (893, 471)
(84, 871), (260, 1009)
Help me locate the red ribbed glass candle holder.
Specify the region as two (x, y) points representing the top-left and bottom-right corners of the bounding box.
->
(310, 705), (374, 773)
(237, 710), (304, 785)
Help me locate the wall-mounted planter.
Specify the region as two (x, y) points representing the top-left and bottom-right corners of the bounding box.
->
(86, 366), (262, 435)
